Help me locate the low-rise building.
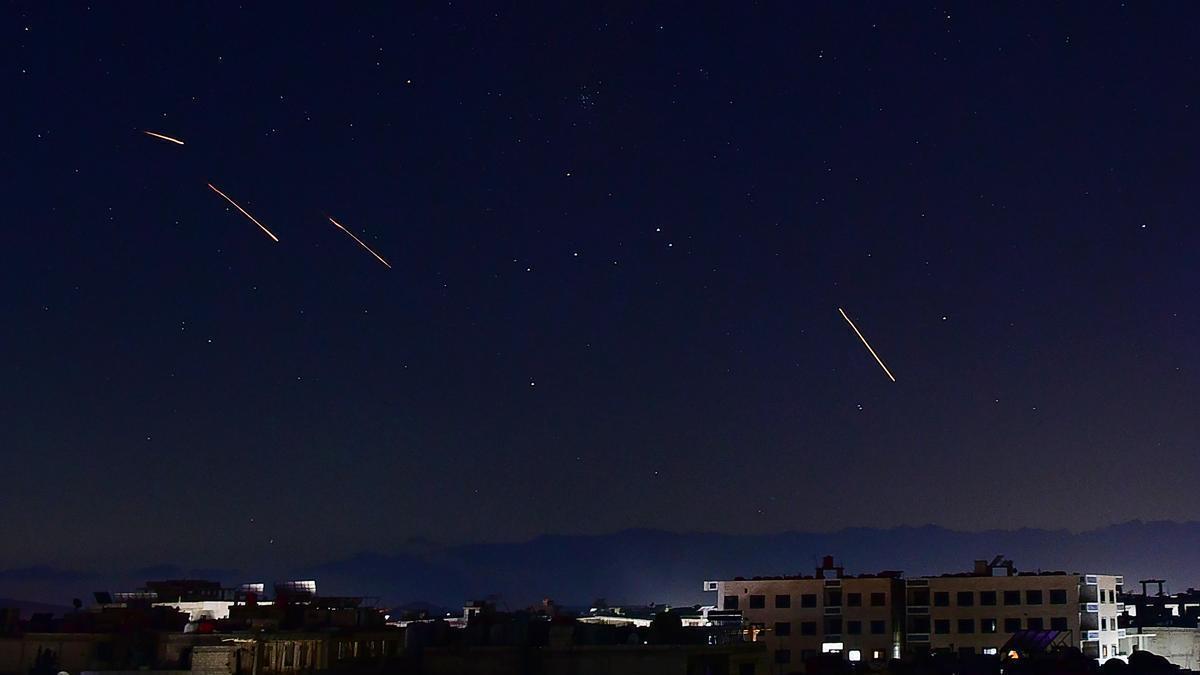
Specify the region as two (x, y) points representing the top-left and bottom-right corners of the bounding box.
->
(905, 557), (1123, 664)
(1118, 582), (1200, 670)
(706, 556), (905, 670)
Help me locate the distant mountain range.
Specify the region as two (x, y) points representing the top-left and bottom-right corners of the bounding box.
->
(3, 521), (1197, 611)
(301, 520), (1200, 609)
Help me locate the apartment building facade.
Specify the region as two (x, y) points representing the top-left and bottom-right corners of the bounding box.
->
(905, 558), (1123, 663)
(706, 557), (904, 671)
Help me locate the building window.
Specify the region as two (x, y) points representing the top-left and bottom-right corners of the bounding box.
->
(981, 618), (997, 633)
(724, 595), (739, 610)
(1027, 617), (1044, 630)
(801, 593), (817, 608)
(957, 591), (974, 607)
(980, 591), (997, 606)
(983, 647), (998, 656)
(959, 647), (974, 658)
(1050, 589), (1067, 604)
(801, 650), (816, 662)
(911, 617), (930, 633)
(934, 591), (949, 607)
(749, 595), (766, 609)
(1102, 645), (1108, 658)
(776, 622), (791, 636)
(847, 620), (862, 635)
(848, 650), (862, 662)
(958, 619), (975, 634)
(775, 594), (790, 609)
(1100, 617), (1107, 630)
(775, 649), (791, 664)
(1051, 617), (1068, 631)
(1004, 618), (1022, 632)
(870, 620), (886, 635)
(1004, 590), (1021, 605)
(824, 617), (842, 635)
(801, 621), (817, 636)
(934, 619), (951, 634)
(847, 592), (862, 607)
(1026, 590), (1043, 605)
(826, 591), (842, 607)
(911, 589), (930, 606)
(870, 592), (886, 607)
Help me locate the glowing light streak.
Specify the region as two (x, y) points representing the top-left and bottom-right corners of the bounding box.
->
(838, 307), (896, 382)
(142, 130), (185, 145)
(328, 216), (391, 269)
(207, 183), (280, 242)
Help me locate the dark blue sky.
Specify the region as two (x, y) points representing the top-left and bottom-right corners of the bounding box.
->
(4, 2), (1199, 573)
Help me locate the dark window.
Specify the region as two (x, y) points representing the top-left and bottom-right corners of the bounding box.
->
(957, 591), (974, 607)
(1027, 617), (1044, 630)
(1004, 618), (1021, 632)
(1026, 590), (1043, 605)
(911, 617), (931, 633)
(957, 619), (975, 634)
(870, 620), (886, 635)
(739, 664), (756, 675)
(980, 591), (997, 606)
(824, 617), (842, 635)
(847, 620), (862, 635)
(800, 594), (817, 608)
(775, 594), (791, 609)
(1050, 589), (1067, 605)
(775, 649), (791, 664)
(1003, 590), (1021, 605)
(800, 650), (816, 662)
(911, 589), (930, 605)
(981, 618), (997, 633)
(775, 621), (791, 636)
(959, 647), (975, 658)
(870, 592), (887, 606)
(934, 619), (951, 634)
(847, 592), (862, 607)
(1051, 617), (1068, 631)
(749, 594), (766, 609)
(934, 592), (950, 607)
(723, 595), (739, 610)
(801, 621), (817, 636)
(826, 591), (842, 607)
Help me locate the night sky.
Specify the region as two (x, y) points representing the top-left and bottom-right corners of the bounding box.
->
(5, 3), (1200, 574)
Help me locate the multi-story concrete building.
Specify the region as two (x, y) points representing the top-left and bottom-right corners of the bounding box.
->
(905, 558), (1123, 664)
(706, 557), (904, 671)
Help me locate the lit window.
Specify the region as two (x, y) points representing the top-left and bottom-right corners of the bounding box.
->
(848, 650), (862, 662)
(983, 648), (998, 656)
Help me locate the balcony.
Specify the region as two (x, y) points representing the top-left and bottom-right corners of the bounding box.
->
(909, 633), (930, 642)
(907, 606), (929, 615)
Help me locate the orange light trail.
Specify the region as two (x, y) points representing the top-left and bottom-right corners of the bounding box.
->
(142, 130), (185, 145)
(838, 307), (896, 382)
(206, 183), (280, 242)
(328, 216), (392, 269)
